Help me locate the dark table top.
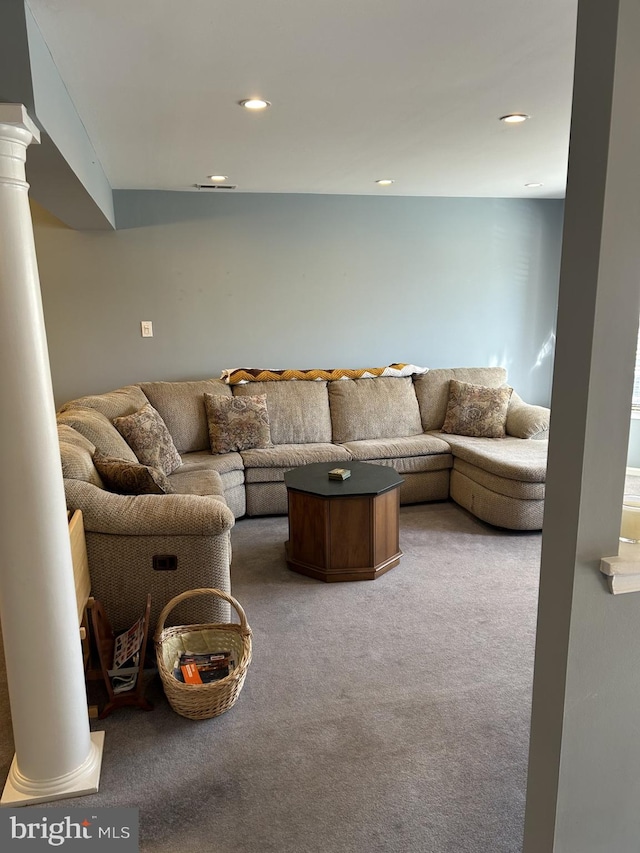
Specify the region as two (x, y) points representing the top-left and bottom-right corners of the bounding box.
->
(284, 460), (403, 498)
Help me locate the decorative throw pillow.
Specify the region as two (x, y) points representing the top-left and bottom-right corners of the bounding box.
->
(441, 380), (513, 438)
(203, 393), (273, 454)
(93, 452), (175, 495)
(112, 402), (182, 475)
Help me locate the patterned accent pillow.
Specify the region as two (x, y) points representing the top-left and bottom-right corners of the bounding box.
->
(204, 393), (273, 454)
(441, 380), (513, 438)
(93, 452), (175, 495)
(112, 402), (182, 475)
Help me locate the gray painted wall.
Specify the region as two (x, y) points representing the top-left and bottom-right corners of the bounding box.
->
(32, 192), (563, 408)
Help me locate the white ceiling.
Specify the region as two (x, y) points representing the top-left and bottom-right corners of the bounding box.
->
(28, 0), (578, 199)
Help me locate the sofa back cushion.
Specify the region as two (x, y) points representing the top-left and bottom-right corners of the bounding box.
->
(413, 367), (508, 431)
(233, 380), (332, 444)
(58, 424), (104, 487)
(328, 377), (423, 443)
(140, 379), (231, 454)
(58, 385), (149, 420)
(57, 407), (138, 461)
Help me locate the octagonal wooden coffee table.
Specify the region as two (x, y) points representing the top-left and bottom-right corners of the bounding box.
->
(284, 460), (403, 582)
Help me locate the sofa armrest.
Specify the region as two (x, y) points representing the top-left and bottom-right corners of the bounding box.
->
(506, 391), (550, 440)
(64, 479), (235, 536)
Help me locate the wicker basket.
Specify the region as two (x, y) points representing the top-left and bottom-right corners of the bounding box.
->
(154, 588), (252, 721)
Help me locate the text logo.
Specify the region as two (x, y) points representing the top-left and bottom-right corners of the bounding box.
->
(0, 807), (138, 850)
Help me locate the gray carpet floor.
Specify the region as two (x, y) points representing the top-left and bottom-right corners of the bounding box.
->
(0, 501), (542, 853)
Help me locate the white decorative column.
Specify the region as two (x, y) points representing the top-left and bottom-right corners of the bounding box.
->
(0, 104), (104, 805)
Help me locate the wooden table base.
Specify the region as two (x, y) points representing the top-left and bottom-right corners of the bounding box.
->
(285, 487), (402, 582)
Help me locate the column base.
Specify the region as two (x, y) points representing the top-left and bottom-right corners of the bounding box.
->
(1, 731), (105, 807)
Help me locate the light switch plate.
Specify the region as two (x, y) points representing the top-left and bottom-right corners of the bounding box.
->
(141, 321), (153, 337)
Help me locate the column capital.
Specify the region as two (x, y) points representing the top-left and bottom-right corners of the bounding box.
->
(0, 104), (41, 145)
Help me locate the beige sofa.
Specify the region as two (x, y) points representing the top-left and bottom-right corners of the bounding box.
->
(57, 367), (549, 629)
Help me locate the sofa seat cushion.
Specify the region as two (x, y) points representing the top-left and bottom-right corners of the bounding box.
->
(351, 455), (453, 476)
(140, 379), (231, 454)
(241, 442), (351, 470)
(340, 435), (452, 474)
(179, 449), (244, 474)
(341, 433), (450, 459)
(167, 468), (225, 498)
(329, 377), (423, 443)
(233, 380), (332, 444)
(414, 368), (508, 431)
(219, 469), (245, 490)
(386, 455), (453, 475)
(57, 407), (139, 462)
(433, 432), (547, 482)
(453, 458), (545, 500)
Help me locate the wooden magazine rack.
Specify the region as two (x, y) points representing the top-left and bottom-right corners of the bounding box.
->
(88, 594), (154, 719)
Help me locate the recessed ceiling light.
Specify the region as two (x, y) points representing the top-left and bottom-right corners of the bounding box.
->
(239, 98), (271, 110)
(208, 175), (228, 182)
(524, 182), (543, 188)
(499, 113), (530, 123)
(375, 179), (394, 186)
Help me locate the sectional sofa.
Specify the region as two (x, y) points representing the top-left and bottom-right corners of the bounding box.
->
(57, 366), (549, 630)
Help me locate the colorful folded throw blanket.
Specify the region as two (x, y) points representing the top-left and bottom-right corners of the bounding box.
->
(221, 364), (428, 384)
